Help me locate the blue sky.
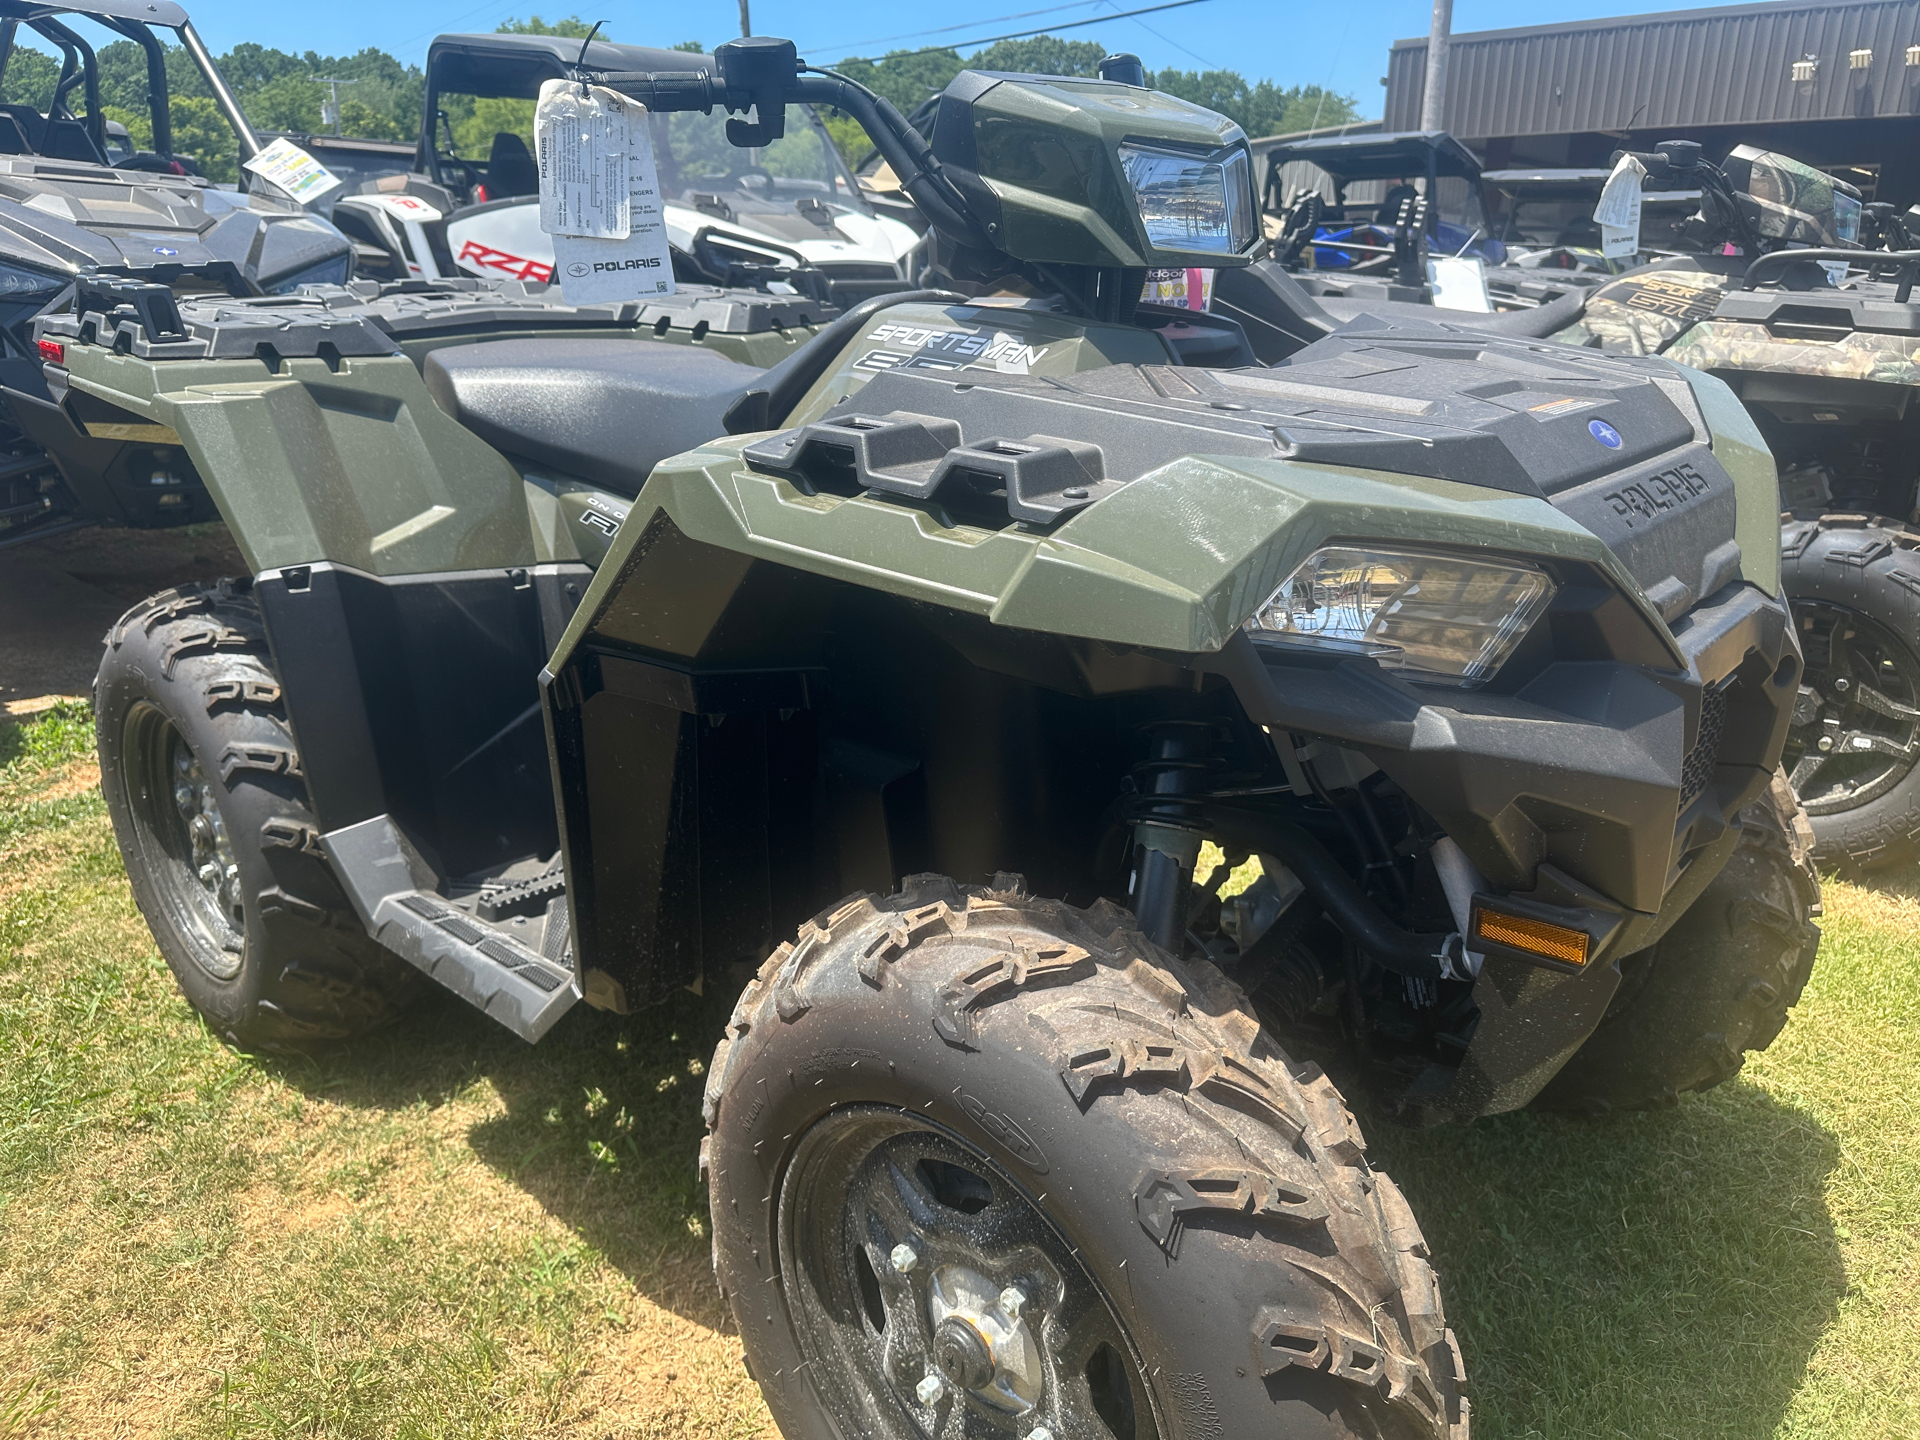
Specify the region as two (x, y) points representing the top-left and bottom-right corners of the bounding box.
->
(169, 0), (1765, 120)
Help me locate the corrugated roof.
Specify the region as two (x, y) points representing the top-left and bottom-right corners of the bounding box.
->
(1385, 0), (1920, 137)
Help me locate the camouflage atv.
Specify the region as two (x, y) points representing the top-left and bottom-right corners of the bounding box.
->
(1544, 142), (1920, 870)
(78, 40), (1819, 1439)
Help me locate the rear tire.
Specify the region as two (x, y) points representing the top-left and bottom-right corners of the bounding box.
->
(96, 580), (424, 1047)
(704, 874), (1467, 1440)
(1779, 514), (1920, 870)
(1533, 772), (1821, 1114)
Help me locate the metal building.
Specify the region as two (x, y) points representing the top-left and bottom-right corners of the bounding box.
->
(1383, 0), (1920, 202)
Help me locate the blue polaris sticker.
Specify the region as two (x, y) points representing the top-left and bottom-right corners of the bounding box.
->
(152, 246), (178, 256)
(1589, 419), (1623, 449)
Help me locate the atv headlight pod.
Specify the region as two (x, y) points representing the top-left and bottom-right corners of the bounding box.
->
(0, 261), (68, 303)
(1119, 142), (1256, 256)
(1245, 546), (1555, 684)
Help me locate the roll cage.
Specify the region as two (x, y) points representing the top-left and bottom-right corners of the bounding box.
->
(0, 0), (258, 169)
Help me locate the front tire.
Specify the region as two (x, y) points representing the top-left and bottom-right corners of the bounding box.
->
(1779, 515), (1920, 870)
(1533, 772), (1821, 1114)
(96, 581), (424, 1047)
(704, 875), (1467, 1440)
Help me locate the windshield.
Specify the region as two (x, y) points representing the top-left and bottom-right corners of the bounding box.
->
(437, 88), (869, 217)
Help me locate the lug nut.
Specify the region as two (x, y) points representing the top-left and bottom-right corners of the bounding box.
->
(998, 1285), (1027, 1321)
(915, 1373), (944, 1406)
(890, 1242), (918, 1274)
(1835, 676), (1852, 692)
(1819, 736), (1835, 752)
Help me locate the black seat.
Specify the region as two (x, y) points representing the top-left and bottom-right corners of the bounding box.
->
(424, 339), (766, 495)
(487, 131), (539, 199)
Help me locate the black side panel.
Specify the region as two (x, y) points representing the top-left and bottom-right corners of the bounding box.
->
(258, 561), (586, 881)
(543, 519), (1142, 1011)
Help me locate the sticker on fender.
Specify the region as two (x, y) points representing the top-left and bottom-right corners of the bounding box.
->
(536, 79), (674, 304)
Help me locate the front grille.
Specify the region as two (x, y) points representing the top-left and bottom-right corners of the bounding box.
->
(1680, 683), (1729, 811)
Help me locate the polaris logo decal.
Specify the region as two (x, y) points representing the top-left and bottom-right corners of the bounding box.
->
(152, 246), (178, 256)
(565, 256), (663, 277)
(1603, 461), (1713, 527)
(1589, 419), (1623, 449)
(865, 322), (1050, 372)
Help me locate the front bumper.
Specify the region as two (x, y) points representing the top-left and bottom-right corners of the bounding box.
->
(1215, 579), (1799, 1119)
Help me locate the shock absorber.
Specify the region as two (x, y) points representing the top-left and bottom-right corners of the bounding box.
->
(1128, 721), (1216, 954)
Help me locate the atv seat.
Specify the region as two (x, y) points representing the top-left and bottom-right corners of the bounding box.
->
(486, 132), (540, 199)
(424, 338), (767, 495)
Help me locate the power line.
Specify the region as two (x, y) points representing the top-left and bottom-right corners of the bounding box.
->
(811, 1), (1108, 55)
(822, 0), (1213, 64)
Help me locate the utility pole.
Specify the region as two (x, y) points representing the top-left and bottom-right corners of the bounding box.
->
(1419, 0), (1452, 133)
(311, 76), (353, 135)
(738, 0), (751, 37)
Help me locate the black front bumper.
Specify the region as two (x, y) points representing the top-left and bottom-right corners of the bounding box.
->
(1215, 580), (1799, 1119)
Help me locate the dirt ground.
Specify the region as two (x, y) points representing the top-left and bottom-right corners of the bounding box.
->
(0, 522), (246, 714)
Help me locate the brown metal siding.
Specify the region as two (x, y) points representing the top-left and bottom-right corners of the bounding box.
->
(1387, 0), (1920, 138)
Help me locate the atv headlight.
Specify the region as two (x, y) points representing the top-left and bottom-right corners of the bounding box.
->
(1119, 142), (1255, 256)
(0, 261), (69, 303)
(1245, 546), (1555, 684)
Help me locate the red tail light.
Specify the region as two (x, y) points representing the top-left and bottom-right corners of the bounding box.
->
(36, 338), (63, 364)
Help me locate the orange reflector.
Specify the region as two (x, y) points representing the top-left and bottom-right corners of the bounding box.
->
(1472, 908), (1590, 968)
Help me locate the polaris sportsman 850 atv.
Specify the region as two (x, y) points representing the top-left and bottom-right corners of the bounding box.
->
(79, 39), (1818, 1440)
(0, 0), (356, 549)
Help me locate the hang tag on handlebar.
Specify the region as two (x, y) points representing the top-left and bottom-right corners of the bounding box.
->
(1593, 154), (1646, 259)
(550, 96), (675, 305)
(536, 80), (633, 240)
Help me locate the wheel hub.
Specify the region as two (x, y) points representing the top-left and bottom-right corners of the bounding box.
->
(173, 744), (242, 920)
(925, 1263), (1044, 1413)
(1786, 601), (1920, 815)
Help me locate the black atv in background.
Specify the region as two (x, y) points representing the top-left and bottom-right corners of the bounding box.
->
(0, 0), (355, 550)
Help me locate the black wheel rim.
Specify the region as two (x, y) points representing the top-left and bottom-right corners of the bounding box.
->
(1785, 600), (1920, 816)
(776, 1106), (1158, 1440)
(122, 701), (246, 979)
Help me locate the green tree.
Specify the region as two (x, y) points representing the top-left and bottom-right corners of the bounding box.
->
(1151, 68), (1357, 139)
(967, 37), (1105, 76)
(0, 49), (60, 111)
(497, 16), (604, 39)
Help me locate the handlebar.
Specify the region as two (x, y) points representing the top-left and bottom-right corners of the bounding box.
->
(1741, 247), (1920, 302)
(575, 39), (994, 253)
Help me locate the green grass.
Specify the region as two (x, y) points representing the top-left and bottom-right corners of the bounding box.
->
(2, 711), (1915, 1437)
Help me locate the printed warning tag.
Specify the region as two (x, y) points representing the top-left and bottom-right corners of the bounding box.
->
(1593, 154), (1646, 259)
(551, 99), (675, 305)
(536, 79), (631, 239)
(242, 137), (343, 204)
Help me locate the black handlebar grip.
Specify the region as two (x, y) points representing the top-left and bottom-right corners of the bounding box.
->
(591, 70), (718, 111)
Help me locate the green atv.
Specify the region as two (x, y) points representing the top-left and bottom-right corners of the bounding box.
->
(79, 40), (1820, 1440)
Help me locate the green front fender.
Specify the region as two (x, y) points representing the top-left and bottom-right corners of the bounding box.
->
(550, 437), (1685, 670)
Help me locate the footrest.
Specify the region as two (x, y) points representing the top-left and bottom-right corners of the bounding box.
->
(375, 890), (577, 1040)
(321, 813), (579, 1042)
(476, 861), (566, 921)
